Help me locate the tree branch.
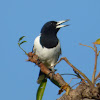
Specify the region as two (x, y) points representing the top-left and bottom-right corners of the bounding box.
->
(95, 72), (100, 83)
(27, 52), (70, 91)
(55, 57), (94, 88)
(92, 44), (98, 85)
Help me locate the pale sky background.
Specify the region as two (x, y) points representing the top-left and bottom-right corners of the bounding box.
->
(0, 0), (100, 100)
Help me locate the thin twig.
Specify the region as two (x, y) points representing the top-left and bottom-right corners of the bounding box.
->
(79, 43), (95, 51)
(71, 82), (81, 88)
(69, 77), (79, 85)
(56, 57), (94, 88)
(97, 51), (100, 56)
(92, 44), (98, 85)
(96, 79), (100, 83)
(95, 72), (100, 83)
(61, 73), (84, 83)
(61, 73), (78, 76)
(18, 45), (28, 55)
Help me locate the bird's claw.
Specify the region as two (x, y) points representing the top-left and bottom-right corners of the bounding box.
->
(47, 70), (55, 79)
(37, 57), (41, 65)
(49, 65), (57, 72)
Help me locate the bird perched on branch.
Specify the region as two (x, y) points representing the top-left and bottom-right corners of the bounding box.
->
(33, 19), (69, 84)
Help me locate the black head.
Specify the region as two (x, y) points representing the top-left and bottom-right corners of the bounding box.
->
(41, 21), (59, 36)
(40, 19), (69, 48)
(41, 19), (69, 36)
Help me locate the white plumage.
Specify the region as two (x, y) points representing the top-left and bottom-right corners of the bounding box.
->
(33, 35), (61, 70)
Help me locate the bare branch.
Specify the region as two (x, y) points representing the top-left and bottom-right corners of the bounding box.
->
(27, 52), (70, 92)
(97, 51), (100, 56)
(79, 43), (95, 51)
(92, 44), (98, 84)
(95, 72), (100, 82)
(55, 57), (94, 88)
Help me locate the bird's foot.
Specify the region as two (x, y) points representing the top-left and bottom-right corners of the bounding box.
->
(37, 57), (41, 65)
(47, 67), (57, 79)
(49, 65), (57, 72)
(47, 71), (55, 79)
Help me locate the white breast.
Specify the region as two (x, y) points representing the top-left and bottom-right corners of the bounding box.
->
(33, 35), (61, 68)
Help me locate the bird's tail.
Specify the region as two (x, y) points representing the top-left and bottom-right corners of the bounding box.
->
(37, 70), (47, 84)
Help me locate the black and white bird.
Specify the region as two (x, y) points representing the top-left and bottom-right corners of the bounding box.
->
(33, 19), (69, 84)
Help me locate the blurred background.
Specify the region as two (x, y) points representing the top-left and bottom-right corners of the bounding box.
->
(0, 0), (100, 100)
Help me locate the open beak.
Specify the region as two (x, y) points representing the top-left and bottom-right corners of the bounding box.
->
(56, 19), (70, 28)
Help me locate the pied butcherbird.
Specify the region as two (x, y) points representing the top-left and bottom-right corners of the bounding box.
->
(33, 19), (69, 84)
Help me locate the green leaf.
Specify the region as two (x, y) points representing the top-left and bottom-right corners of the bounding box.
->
(94, 38), (100, 45)
(36, 79), (47, 100)
(18, 36), (28, 55)
(18, 36), (25, 42)
(18, 43), (20, 46)
(18, 41), (27, 46)
(96, 38), (100, 41)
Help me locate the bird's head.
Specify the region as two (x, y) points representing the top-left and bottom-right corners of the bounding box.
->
(41, 19), (69, 36)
